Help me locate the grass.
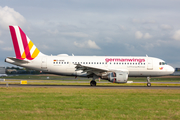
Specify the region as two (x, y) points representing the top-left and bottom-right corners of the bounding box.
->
(0, 87), (180, 120)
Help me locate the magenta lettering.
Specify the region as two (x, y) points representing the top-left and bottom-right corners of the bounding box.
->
(105, 58), (145, 63)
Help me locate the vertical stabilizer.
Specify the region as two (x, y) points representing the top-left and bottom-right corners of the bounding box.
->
(9, 26), (45, 60)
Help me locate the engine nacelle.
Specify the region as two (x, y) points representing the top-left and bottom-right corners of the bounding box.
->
(108, 71), (128, 83)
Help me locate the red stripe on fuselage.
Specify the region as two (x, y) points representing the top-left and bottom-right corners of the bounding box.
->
(19, 27), (33, 60)
(9, 26), (22, 59)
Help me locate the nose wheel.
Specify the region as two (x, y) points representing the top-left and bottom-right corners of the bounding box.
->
(147, 77), (151, 87)
(147, 82), (151, 87)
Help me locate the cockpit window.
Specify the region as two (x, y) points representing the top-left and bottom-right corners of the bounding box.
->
(159, 62), (167, 65)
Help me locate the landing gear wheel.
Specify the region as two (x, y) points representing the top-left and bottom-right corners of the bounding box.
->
(147, 83), (151, 87)
(147, 77), (151, 87)
(90, 80), (96, 86)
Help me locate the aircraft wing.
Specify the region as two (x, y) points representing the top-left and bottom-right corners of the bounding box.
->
(75, 64), (108, 75)
(75, 64), (129, 76)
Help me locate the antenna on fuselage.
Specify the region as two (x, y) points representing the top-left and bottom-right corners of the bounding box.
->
(146, 54), (148, 57)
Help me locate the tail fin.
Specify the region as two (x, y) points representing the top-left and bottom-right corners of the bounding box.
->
(9, 26), (44, 60)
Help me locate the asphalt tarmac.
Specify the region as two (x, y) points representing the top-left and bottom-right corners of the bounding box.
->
(0, 84), (180, 89)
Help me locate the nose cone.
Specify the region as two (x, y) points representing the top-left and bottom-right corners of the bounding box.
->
(167, 65), (175, 74)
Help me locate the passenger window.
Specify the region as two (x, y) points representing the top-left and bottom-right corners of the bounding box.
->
(67, 62), (69, 64)
(64, 62), (66, 64)
(94, 62), (96, 64)
(91, 62), (93, 64)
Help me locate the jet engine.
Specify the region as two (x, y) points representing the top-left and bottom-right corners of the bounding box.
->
(107, 71), (128, 83)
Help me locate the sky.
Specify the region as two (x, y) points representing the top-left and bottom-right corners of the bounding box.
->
(0, 0), (180, 68)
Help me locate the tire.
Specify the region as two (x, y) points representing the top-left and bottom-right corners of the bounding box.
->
(147, 83), (151, 87)
(90, 81), (96, 86)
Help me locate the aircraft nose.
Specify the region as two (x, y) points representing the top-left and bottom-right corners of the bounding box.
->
(168, 65), (175, 74)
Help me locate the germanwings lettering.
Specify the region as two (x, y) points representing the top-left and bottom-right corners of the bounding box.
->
(105, 58), (145, 63)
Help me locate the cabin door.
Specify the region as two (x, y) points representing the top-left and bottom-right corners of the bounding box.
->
(147, 59), (153, 70)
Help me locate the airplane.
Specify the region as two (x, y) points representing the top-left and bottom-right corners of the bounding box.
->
(5, 26), (175, 87)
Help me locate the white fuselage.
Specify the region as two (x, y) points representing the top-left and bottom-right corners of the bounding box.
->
(6, 55), (175, 78)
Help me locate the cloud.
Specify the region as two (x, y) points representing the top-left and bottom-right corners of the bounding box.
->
(74, 40), (101, 49)
(47, 29), (59, 35)
(132, 19), (156, 24)
(172, 30), (180, 41)
(2, 47), (13, 51)
(0, 40), (4, 44)
(135, 31), (143, 39)
(135, 31), (152, 39)
(119, 25), (126, 30)
(0, 6), (26, 29)
(160, 24), (172, 30)
(61, 32), (89, 37)
(144, 33), (152, 39)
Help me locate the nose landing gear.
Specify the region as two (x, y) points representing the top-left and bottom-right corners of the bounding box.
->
(147, 77), (151, 87)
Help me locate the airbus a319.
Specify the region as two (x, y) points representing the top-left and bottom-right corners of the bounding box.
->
(5, 26), (175, 87)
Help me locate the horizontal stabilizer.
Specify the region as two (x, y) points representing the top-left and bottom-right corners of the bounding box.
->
(5, 57), (30, 63)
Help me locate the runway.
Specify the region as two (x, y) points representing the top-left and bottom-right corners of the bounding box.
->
(0, 84), (180, 89)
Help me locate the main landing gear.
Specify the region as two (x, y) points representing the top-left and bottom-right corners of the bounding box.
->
(147, 77), (151, 87)
(90, 80), (96, 86)
(90, 75), (98, 86)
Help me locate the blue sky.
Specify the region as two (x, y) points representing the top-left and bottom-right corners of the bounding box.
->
(0, 0), (180, 67)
